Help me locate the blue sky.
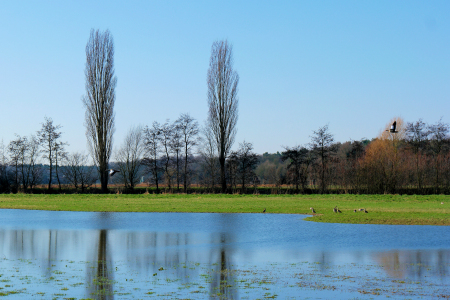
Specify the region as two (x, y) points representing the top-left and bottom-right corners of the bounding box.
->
(1, 1), (449, 157)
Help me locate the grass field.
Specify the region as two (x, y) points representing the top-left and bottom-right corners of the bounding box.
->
(0, 193), (448, 225)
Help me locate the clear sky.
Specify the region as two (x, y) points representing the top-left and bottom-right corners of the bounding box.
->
(1, 0), (449, 157)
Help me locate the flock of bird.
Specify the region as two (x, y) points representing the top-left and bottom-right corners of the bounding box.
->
(262, 207), (369, 214)
(308, 206), (368, 214)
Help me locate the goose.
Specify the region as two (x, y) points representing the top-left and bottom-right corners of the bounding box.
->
(108, 169), (120, 177)
(386, 121), (398, 133)
(310, 207), (316, 214)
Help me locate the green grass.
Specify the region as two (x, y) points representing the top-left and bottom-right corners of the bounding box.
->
(0, 194), (448, 225)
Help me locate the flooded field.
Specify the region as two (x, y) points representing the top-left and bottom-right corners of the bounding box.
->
(0, 210), (449, 299)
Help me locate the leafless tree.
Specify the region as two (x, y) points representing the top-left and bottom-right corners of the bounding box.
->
(177, 113), (200, 193)
(37, 117), (64, 191)
(143, 122), (163, 193)
(0, 140), (10, 192)
(207, 40), (239, 193)
(199, 123), (220, 192)
(406, 119), (429, 190)
(8, 136), (22, 191)
(310, 124), (337, 194)
(281, 145), (312, 193)
(27, 134), (43, 189)
(170, 121), (183, 191)
(428, 118), (449, 192)
(8, 134), (42, 192)
(235, 141), (259, 191)
(54, 141), (68, 190)
(160, 120), (174, 190)
(82, 29), (117, 193)
(62, 152), (96, 192)
(114, 125), (144, 190)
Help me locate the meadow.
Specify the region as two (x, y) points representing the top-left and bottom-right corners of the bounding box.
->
(0, 194), (448, 225)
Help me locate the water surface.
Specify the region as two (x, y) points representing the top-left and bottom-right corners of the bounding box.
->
(0, 209), (449, 299)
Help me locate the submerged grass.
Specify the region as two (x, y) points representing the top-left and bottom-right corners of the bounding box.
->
(0, 193), (448, 225)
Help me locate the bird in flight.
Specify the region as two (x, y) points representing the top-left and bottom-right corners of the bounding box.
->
(108, 169), (120, 177)
(386, 121), (398, 133)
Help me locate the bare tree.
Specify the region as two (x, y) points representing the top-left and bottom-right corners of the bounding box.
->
(160, 120), (174, 190)
(27, 134), (43, 189)
(8, 134), (42, 192)
(199, 124), (220, 192)
(310, 124), (337, 193)
(207, 40), (239, 193)
(37, 117), (64, 191)
(54, 141), (68, 191)
(281, 145), (312, 193)
(0, 140), (10, 192)
(82, 29), (117, 193)
(235, 141), (259, 191)
(177, 113), (200, 193)
(428, 118), (449, 192)
(170, 121), (183, 191)
(8, 135), (22, 192)
(62, 152), (96, 192)
(406, 119), (429, 191)
(143, 122), (163, 193)
(115, 125), (144, 190)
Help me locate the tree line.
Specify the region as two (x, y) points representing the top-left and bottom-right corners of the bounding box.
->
(1, 29), (449, 195)
(2, 116), (450, 195)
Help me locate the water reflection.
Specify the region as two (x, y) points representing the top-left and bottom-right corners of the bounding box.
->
(374, 249), (450, 279)
(0, 210), (450, 298)
(1, 227), (450, 299)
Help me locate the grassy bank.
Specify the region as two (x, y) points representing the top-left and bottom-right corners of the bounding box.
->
(0, 194), (448, 225)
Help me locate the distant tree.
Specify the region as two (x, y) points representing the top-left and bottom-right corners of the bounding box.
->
(235, 141), (259, 191)
(207, 40), (239, 193)
(281, 145), (311, 193)
(362, 118), (406, 194)
(7, 135), (22, 192)
(37, 117), (64, 191)
(8, 134), (42, 192)
(143, 122), (163, 193)
(54, 140), (68, 191)
(177, 113), (200, 193)
(226, 151), (239, 191)
(428, 118), (449, 192)
(170, 121), (183, 191)
(310, 125), (337, 193)
(82, 29), (117, 193)
(27, 134), (43, 189)
(115, 125), (144, 190)
(199, 124), (220, 192)
(406, 119), (429, 190)
(344, 140), (366, 192)
(62, 152), (96, 192)
(160, 120), (174, 190)
(0, 140), (10, 192)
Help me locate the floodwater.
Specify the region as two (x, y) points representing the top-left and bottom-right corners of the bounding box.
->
(0, 209), (449, 299)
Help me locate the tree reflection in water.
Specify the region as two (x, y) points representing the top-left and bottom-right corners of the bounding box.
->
(86, 229), (114, 299)
(0, 227), (449, 298)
